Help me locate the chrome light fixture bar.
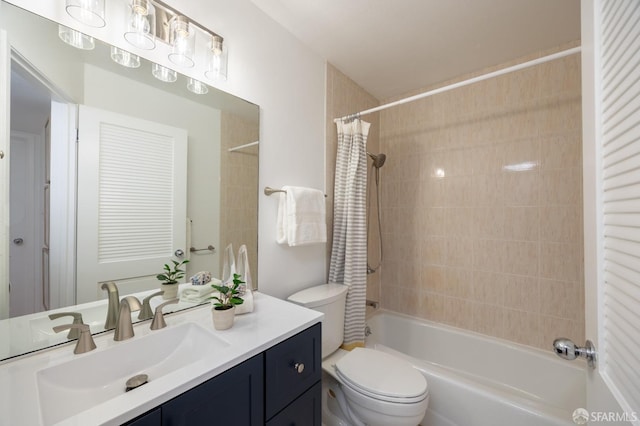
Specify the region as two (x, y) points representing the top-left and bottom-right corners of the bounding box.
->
(61, 0), (228, 83)
(150, 0), (227, 79)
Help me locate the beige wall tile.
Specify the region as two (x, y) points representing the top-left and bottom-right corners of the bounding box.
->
(505, 206), (539, 241)
(328, 48), (584, 351)
(472, 271), (507, 305)
(504, 275), (540, 313)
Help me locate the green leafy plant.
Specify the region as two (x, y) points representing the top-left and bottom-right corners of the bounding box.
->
(210, 273), (245, 310)
(156, 259), (190, 285)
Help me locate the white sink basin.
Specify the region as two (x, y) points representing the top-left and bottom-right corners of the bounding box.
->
(36, 322), (229, 424)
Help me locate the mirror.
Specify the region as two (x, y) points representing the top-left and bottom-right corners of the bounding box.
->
(0, 1), (259, 360)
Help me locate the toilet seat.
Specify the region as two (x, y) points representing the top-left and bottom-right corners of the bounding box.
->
(335, 348), (428, 404)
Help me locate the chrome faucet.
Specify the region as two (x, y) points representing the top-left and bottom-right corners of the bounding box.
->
(138, 290), (165, 321)
(150, 298), (179, 330)
(101, 281), (120, 330)
(53, 323), (97, 354)
(49, 312), (84, 339)
(114, 296), (142, 341)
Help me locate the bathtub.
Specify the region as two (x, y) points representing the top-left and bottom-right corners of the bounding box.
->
(364, 311), (586, 426)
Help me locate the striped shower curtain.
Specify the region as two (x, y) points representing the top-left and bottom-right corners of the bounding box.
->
(329, 118), (370, 350)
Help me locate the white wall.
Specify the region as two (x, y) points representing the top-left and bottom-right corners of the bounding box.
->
(5, 0), (328, 299)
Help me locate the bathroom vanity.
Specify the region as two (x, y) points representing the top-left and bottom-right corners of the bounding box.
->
(0, 293), (323, 425)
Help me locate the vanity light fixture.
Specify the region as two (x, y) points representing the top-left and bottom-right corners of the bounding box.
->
(187, 78), (208, 95)
(152, 63), (177, 82)
(65, 0), (106, 28)
(124, 0), (156, 50)
(168, 15), (195, 68)
(110, 46), (141, 68)
(204, 34), (227, 81)
(58, 25), (95, 50)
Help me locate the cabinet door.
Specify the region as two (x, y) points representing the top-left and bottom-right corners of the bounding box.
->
(162, 354), (264, 426)
(266, 382), (322, 426)
(123, 408), (161, 426)
(265, 323), (321, 419)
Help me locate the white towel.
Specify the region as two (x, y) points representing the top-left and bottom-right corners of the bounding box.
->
(276, 186), (326, 246)
(180, 278), (221, 303)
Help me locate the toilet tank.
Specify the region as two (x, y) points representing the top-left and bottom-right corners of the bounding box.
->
(287, 283), (348, 358)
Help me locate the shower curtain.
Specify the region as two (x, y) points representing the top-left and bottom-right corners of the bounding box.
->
(329, 118), (370, 350)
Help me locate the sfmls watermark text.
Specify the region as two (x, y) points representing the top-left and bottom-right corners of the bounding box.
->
(573, 408), (639, 424)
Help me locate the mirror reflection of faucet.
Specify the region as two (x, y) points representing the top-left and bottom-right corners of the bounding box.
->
(101, 282), (120, 330)
(139, 291), (165, 321)
(48, 312), (84, 340)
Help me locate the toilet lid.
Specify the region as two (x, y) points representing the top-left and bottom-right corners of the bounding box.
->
(335, 348), (428, 403)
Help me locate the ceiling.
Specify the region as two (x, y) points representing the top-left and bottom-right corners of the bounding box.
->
(251, 0), (581, 100)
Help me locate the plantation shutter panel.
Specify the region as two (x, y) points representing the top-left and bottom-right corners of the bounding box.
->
(600, 0), (640, 413)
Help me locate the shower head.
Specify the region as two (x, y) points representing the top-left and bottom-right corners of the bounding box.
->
(367, 152), (386, 168)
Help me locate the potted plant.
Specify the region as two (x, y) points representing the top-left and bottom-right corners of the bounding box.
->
(156, 259), (189, 299)
(209, 273), (245, 330)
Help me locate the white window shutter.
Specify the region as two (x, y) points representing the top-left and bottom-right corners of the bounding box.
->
(600, 0), (640, 413)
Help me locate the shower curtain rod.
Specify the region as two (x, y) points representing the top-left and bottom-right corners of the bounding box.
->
(333, 46), (582, 122)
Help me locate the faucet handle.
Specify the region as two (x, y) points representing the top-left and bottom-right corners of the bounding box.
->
(53, 323), (97, 354)
(49, 312), (84, 339)
(138, 290), (165, 321)
(150, 298), (179, 330)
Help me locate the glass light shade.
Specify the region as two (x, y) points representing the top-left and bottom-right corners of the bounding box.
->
(124, 0), (156, 50)
(187, 78), (208, 95)
(152, 63), (177, 83)
(58, 25), (95, 50)
(168, 16), (195, 68)
(110, 46), (141, 68)
(65, 0), (106, 28)
(204, 35), (228, 81)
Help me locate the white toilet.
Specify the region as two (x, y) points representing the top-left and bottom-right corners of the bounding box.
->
(288, 283), (429, 426)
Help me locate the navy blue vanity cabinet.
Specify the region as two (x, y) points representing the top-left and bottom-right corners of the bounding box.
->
(122, 323), (321, 426)
(265, 322), (322, 424)
(162, 353), (264, 425)
(266, 381), (322, 426)
(124, 408), (162, 426)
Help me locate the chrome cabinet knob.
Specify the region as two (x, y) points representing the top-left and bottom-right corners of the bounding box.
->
(174, 249), (185, 258)
(294, 362), (305, 374)
(13, 238), (24, 245)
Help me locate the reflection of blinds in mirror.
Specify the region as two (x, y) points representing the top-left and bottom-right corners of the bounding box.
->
(97, 123), (174, 262)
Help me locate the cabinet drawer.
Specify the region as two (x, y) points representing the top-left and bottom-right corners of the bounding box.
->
(266, 381), (321, 426)
(265, 323), (321, 419)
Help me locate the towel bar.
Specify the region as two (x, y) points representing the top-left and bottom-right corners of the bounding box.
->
(264, 186), (327, 197)
(190, 245), (215, 253)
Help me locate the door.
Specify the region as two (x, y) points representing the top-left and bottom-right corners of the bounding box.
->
(582, 0), (640, 421)
(76, 105), (188, 303)
(0, 29), (10, 319)
(9, 131), (43, 317)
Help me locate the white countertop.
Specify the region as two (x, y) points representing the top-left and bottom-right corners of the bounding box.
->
(0, 292), (323, 426)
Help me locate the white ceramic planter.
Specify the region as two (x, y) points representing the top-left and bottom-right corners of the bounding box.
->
(161, 283), (179, 300)
(212, 306), (236, 330)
